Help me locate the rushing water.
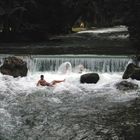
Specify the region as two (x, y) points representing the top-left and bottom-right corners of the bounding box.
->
(0, 54), (140, 140)
(0, 26), (139, 140)
(26, 55), (129, 73)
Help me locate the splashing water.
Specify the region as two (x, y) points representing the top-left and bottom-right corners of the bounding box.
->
(0, 54), (140, 140)
(57, 62), (72, 74)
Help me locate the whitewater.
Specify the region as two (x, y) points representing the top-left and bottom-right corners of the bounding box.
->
(0, 54), (140, 140)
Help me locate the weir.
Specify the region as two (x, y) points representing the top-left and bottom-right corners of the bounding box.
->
(26, 55), (130, 72)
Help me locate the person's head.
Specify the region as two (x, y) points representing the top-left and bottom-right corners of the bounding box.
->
(40, 75), (44, 80)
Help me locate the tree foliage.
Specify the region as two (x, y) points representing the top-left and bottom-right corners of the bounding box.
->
(0, 0), (139, 40)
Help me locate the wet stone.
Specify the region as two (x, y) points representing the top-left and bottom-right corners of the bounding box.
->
(115, 81), (139, 90)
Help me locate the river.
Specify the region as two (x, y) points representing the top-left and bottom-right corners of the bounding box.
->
(0, 26), (136, 55)
(0, 54), (140, 140)
(0, 26), (140, 140)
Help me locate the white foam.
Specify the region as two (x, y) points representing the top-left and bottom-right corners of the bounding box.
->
(0, 71), (139, 103)
(0, 70), (140, 139)
(78, 25), (128, 34)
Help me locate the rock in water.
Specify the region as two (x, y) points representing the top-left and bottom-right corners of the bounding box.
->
(122, 63), (140, 80)
(0, 56), (28, 77)
(116, 81), (138, 90)
(80, 73), (99, 84)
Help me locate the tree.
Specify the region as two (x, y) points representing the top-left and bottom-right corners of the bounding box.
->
(0, 0), (36, 32)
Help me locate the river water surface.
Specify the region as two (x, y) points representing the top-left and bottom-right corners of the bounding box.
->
(0, 26), (140, 140)
(0, 54), (140, 140)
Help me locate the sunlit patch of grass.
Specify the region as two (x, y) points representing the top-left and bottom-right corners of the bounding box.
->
(72, 27), (87, 32)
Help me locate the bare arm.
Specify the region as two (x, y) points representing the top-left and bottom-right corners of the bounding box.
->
(37, 80), (40, 86)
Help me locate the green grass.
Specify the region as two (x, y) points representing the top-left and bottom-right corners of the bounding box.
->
(72, 27), (87, 32)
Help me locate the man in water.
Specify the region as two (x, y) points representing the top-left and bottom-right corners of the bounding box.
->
(37, 75), (65, 86)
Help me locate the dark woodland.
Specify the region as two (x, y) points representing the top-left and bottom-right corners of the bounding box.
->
(0, 0), (139, 43)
